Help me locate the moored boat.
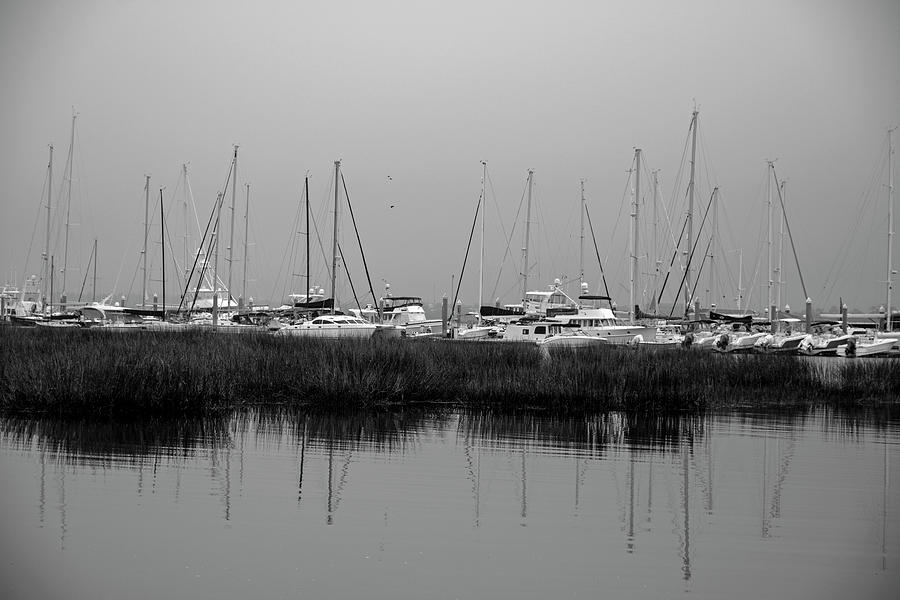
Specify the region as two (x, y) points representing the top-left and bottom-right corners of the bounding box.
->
(836, 335), (899, 357)
(274, 314), (377, 339)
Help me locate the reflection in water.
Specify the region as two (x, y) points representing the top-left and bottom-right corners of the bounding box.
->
(1, 407), (898, 599)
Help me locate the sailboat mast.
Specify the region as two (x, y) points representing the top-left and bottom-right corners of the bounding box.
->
(182, 164), (190, 284)
(228, 145), (238, 304)
(777, 181), (786, 311)
(766, 161), (774, 316)
(887, 127), (895, 332)
(478, 161), (486, 316)
(522, 169), (534, 302)
(92, 238), (97, 303)
(305, 175), (310, 308)
(709, 187), (718, 308)
(579, 179), (585, 286)
(212, 191), (223, 326)
(331, 160), (341, 314)
(160, 187), (166, 318)
(684, 110), (698, 312)
(142, 174), (150, 307)
(651, 169), (660, 311)
(43, 145), (53, 307)
(242, 182), (250, 307)
(49, 255), (54, 316)
(632, 148), (641, 324)
(62, 111), (76, 297)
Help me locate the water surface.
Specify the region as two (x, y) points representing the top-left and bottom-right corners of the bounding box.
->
(1, 409), (898, 599)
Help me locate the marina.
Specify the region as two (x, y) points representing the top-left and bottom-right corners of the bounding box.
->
(2, 2), (899, 598)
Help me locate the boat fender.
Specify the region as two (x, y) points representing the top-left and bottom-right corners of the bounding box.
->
(630, 334), (643, 346)
(716, 333), (730, 350)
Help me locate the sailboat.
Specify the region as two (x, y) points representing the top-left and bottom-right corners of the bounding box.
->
(837, 128), (899, 356)
(275, 161), (376, 339)
(454, 162), (501, 339)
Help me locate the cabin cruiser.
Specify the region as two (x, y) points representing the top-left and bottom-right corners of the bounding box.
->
(274, 314), (377, 338)
(352, 295), (442, 337)
(516, 282), (657, 344)
(502, 319), (605, 348)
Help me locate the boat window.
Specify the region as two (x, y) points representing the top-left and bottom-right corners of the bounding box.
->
(535, 326), (546, 335)
(522, 328), (530, 336)
(318, 319), (333, 325)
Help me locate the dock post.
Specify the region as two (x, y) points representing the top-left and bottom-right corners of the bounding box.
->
(805, 298), (812, 333)
(841, 304), (848, 334)
(441, 296), (448, 337)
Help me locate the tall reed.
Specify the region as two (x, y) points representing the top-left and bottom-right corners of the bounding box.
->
(1, 327), (897, 418)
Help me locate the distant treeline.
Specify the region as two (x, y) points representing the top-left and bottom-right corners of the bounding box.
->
(0, 328), (897, 418)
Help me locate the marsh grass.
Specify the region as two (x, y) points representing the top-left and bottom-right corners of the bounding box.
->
(1, 327), (897, 418)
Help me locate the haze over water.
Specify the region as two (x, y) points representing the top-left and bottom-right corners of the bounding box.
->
(1, 0), (899, 315)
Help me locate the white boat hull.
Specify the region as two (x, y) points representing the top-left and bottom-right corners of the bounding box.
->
(836, 337), (898, 357)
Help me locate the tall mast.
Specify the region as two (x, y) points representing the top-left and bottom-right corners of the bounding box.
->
(579, 179), (585, 286)
(305, 175), (310, 306)
(42, 145), (53, 307)
(652, 169), (660, 311)
(766, 161), (774, 315)
(212, 191), (223, 326)
(92, 238), (97, 302)
(61, 111), (76, 297)
(777, 180), (786, 311)
(888, 127), (895, 332)
(227, 145), (238, 305)
(522, 169), (534, 302)
(182, 164), (190, 285)
(160, 187), (166, 318)
(142, 174), (150, 307)
(684, 109), (698, 312)
(49, 255), (54, 316)
(709, 186), (718, 308)
(631, 148), (641, 324)
(478, 161), (486, 316)
(331, 160), (341, 314)
(242, 182), (250, 306)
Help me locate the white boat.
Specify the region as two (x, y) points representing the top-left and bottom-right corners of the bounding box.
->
(798, 333), (853, 356)
(836, 336), (899, 357)
(502, 320), (601, 347)
(522, 283), (577, 318)
(537, 329), (608, 349)
(539, 287), (658, 345)
(352, 294), (442, 337)
(754, 332), (808, 354)
(274, 314), (377, 339)
(711, 331), (768, 353)
(78, 303), (147, 329)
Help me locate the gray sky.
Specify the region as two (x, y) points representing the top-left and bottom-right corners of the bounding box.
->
(2, 0), (898, 314)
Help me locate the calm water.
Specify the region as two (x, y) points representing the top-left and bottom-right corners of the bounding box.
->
(1, 409), (898, 599)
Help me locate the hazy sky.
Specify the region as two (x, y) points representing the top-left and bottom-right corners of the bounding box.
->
(2, 0), (898, 314)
